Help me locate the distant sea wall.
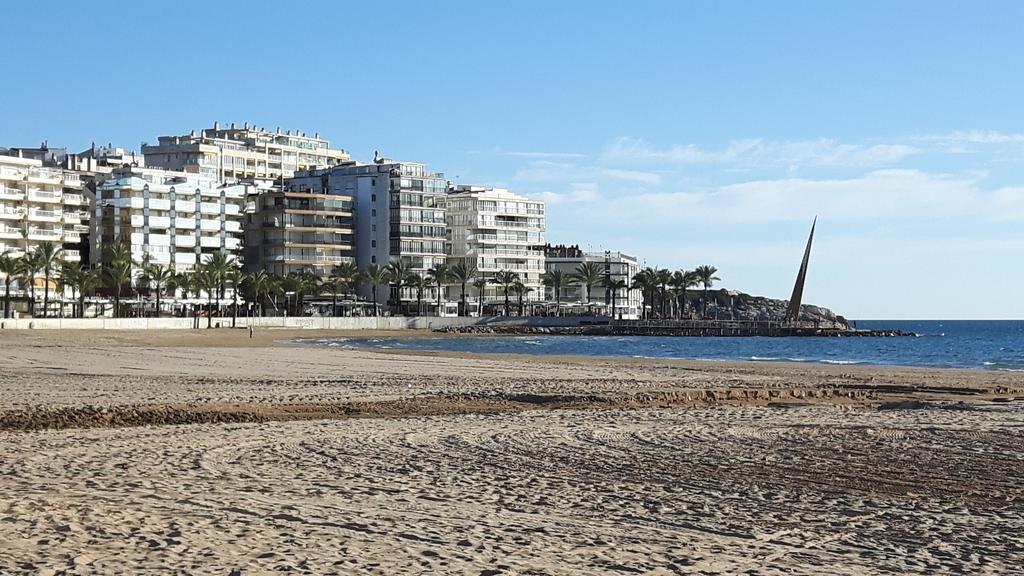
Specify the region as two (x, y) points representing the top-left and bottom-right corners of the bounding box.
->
(0, 316), (483, 331)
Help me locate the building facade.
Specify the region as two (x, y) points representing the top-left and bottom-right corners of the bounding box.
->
(288, 161), (448, 305)
(142, 122), (350, 184)
(244, 180), (356, 277)
(544, 245), (643, 319)
(444, 186), (545, 301)
(0, 155), (87, 264)
(92, 167), (247, 273)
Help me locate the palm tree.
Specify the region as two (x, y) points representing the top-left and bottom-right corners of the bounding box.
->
(34, 242), (62, 318)
(541, 269), (568, 317)
(386, 259), (413, 313)
(491, 270), (519, 316)
(226, 267), (243, 327)
(194, 265), (218, 328)
(572, 262), (604, 311)
(406, 272), (431, 316)
(448, 262), (478, 317)
(605, 277), (628, 320)
(0, 253), (20, 319)
(322, 273), (347, 317)
(58, 262), (81, 319)
(630, 267), (657, 320)
(102, 243), (134, 318)
(19, 251), (42, 317)
(364, 263), (389, 317)
(655, 268), (672, 319)
(694, 265), (721, 319)
(472, 276), (489, 316)
(203, 251), (234, 318)
(142, 263), (174, 318)
(426, 263), (450, 317)
(511, 281), (533, 317)
(670, 269), (700, 319)
(242, 270), (270, 317)
(73, 268), (100, 318)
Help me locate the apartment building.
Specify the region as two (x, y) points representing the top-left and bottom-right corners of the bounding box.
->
(288, 160), (448, 305)
(92, 166), (247, 273)
(444, 186), (545, 301)
(544, 245), (643, 319)
(0, 155), (88, 264)
(244, 180), (356, 277)
(142, 122), (350, 184)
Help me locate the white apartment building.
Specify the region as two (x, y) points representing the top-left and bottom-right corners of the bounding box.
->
(444, 186), (545, 301)
(142, 122), (350, 184)
(92, 166), (247, 273)
(544, 245), (643, 319)
(0, 155), (88, 264)
(288, 161), (448, 306)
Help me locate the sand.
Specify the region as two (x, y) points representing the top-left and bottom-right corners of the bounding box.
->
(0, 329), (1022, 574)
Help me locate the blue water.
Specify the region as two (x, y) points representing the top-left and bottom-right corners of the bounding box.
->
(300, 321), (1024, 371)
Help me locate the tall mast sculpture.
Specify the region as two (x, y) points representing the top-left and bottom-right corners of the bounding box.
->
(785, 217), (817, 323)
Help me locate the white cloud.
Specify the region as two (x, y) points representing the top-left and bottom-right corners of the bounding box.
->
(603, 137), (918, 168)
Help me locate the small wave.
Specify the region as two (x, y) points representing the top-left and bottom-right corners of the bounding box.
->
(996, 368), (1024, 372)
(983, 361), (996, 366)
(749, 356), (780, 361)
(820, 359), (866, 365)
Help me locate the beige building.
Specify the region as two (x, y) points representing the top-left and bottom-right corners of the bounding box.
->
(244, 182), (355, 277)
(444, 186), (545, 302)
(142, 122), (350, 184)
(92, 166), (248, 273)
(0, 155), (88, 264)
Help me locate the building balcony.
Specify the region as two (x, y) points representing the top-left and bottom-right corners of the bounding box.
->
(27, 168), (62, 184)
(199, 219), (221, 231)
(174, 234), (197, 248)
(0, 188), (25, 200)
(27, 190), (62, 203)
(199, 236), (221, 248)
(28, 209), (62, 222)
(149, 216), (172, 229)
(0, 209), (24, 220)
(62, 249), (81, 261)
(0, 167), (27, 181)
(0, 226), (23, 239)
(62, 193), (84, 205)
(27, 228), (61, 241)
(62, 211), (86, 223)
(174, 200), (197, 213)
(63, 232), (81, 243)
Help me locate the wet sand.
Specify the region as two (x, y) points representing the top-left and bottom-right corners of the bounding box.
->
(1, 329), (1022, 574)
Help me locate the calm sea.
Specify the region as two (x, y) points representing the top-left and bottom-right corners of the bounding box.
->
(300, 320), (1024, 371)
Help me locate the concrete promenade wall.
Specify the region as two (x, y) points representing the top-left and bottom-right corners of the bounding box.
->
(0, 316), (489, 331)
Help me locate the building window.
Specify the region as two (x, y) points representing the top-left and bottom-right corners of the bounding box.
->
(371, 240), (376, 248)
(371, 209), (376, 217)
(371, 194), (377, 202)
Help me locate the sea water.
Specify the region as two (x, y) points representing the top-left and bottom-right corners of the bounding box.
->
(299, 320), (1024, 371)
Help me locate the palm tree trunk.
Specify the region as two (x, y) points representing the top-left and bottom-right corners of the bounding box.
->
(436, 283), (442, 317)
(372, 285), (379, 317)
(3, 281), (9, 319)
(114, 287), (121, 319)
(504, 288), (510, 316)
(156, 287), (161, 319)
(232, 291), (238, 328)
(460, 282), (466, 317)
(332, 292), (338, 317)
(78, 293), (85, 319)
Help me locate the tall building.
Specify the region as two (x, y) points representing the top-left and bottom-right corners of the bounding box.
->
(244, 178), (356, 277)
(142, 122), (350, 184)
(444, 185), (545, 301)
(287, 160), (448, 305)
(544, 245), (643, 319)
(91, 166), (247, 273)
(0, 155), (87, 264)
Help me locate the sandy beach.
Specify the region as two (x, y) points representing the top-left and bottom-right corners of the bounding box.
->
(1, 329), (1022, 574)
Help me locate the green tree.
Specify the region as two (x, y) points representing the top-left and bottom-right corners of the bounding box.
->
(226, 266), (244, 327)
(541, 269), (568, 316)
(572, 261), (604, 309)
(448, 262), (478, 317)
(19, 250), (42, 317)
(34, 242), (63, 318)
(385, 259), (412, 314)
(694, 265), (721, 319)
(241, 270), (271, 317)
(491, 270), (520, 316)
(655, 268), (672, 319)
(0, 253), (20, 319)
(60, 264), (100, 319)
(630, 267), (657, 320)
(142, 263), (174, 318)
(670, 269), (700, 319)
(203, 251), (234, 318)
(511, 280), (532, 317)
(406, 272), (431, 316)
(605, 277), (628, 320)
(472, 276), (489, 316)
(102, 243), (134, 318)
(426, 263), (450, 317)
(363, 263), (389, 317)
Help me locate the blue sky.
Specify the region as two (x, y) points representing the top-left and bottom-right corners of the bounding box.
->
(3, 1), (1023, 318)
